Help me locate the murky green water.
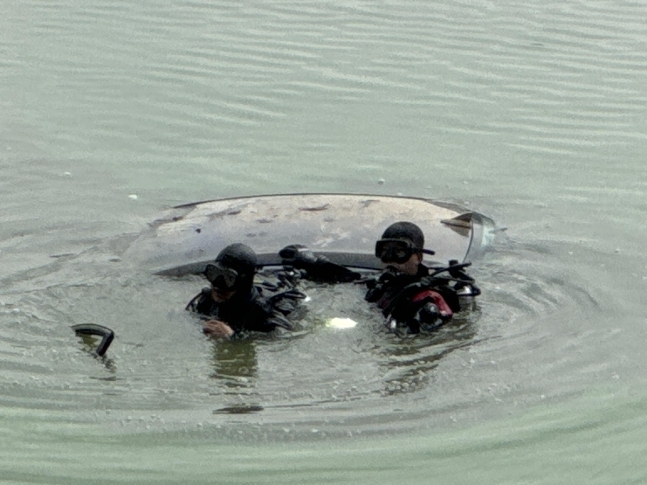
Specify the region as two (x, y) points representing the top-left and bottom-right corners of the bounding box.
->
(2, 0), (647, 482)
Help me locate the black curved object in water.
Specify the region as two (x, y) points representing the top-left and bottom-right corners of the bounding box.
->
(71, 323), (115, 357)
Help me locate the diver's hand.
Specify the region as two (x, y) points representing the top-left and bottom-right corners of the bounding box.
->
(202, 320), (235, 339)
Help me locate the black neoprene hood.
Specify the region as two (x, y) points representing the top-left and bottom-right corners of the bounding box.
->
(380, 221), (425, 249)
(215, 243), (258, 276)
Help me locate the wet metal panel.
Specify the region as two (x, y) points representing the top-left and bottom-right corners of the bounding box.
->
(125, 194), (479, 274)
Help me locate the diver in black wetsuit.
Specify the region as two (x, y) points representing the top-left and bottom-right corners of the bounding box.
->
(280, 221), (479, 335)
(365, 221), (479, 334)
(186, 243), (303, 339)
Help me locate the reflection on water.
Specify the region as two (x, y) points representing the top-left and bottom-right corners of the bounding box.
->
(209, 339), (259, 390)
(378, 315), (479, 396)
(204, 297), (483, 401)
(73, 332), (118, 376)
(214, 404), (265, 415)
(0, 222), (610, 441)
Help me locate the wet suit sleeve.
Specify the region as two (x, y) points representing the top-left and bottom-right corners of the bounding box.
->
(279, 245), (361, 283)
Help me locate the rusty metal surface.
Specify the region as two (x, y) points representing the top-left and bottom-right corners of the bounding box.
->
(125, 194), (476, 274)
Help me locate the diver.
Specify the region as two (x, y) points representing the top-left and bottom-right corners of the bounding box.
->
(186, 243), (304, 339)
(279, 221), (480, 335)
(365, 221), (479, 334)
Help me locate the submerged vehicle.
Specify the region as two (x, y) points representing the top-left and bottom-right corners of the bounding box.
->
(125, 193), (495, 275)
(73, 194), (494, 356)
(76, 194), (495, 354)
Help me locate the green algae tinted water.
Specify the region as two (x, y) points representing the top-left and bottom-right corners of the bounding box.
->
(2, 1), (647, 482)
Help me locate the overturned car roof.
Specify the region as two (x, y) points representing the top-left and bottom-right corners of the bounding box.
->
(125, 193), (495, 275)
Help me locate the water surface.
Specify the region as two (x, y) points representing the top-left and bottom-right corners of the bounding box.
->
(2, 0), (647, 483)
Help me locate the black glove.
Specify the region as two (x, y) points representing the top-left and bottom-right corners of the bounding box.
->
(279, 245), (361, 283)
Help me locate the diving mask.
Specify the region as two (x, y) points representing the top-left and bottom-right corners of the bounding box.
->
(204, 262), (240, 290)
(375, 239), (435, 264)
